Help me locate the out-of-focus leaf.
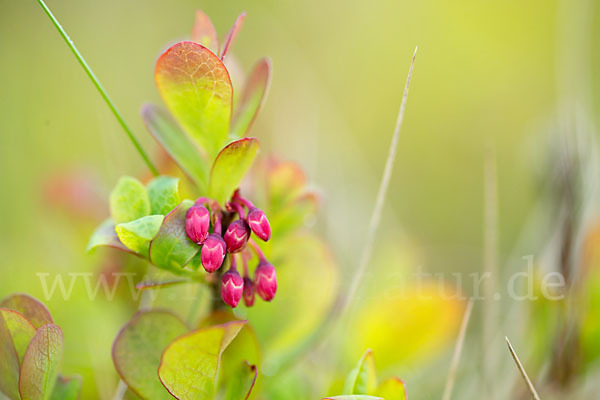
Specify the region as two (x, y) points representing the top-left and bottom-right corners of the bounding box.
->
(230, 58), (271, 138)
(158, 321), (246, 400)
(209, 138), (259, 205)
(155, 41), (232, 161)
(322, 397), (383, 400)
(19, 324), (63, 400)
(147, 176), (180, 215)
(109, 177), (150, 224)
(265, 159), (307, 210)
(0, 294), (53, 329)
(50, 375), (82, 400)
(269, 193), (319, 238)
(112, 310), (188, 400)
(224, 361), (257, 400)
(123, 388), (143, 400)
(87, 219), (137, 255)
(375, 378), (407, 400)
(0, 309), (36, 363)
(116, 215), (165, 255)
(220, 13), (246, 60)
(350, 283), (463, 369)
(0, 309), (33, 399)
(199, 312), (261, 392)
(142, 104), (209, 191)
(149, 200), (199, 272)
(191, 10), (219, 54)
(243, 233), (338, 372)
(344, 349), (377, 395)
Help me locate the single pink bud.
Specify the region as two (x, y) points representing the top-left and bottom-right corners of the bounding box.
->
(185, 205), (210, 244)
(243, 277), (255, 307)
(200, 233), (226, 272)
(221, 268), (244, 308)
(254, 261), (277, 302)
(223, 219), (250, 253)
(247, 207), (271, 241)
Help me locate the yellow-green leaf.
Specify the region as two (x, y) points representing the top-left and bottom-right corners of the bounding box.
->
(0, 309), (36, 399)
(155, 41), (232, 161)
(344, 349), (377, 395)
(19, 324), (63, 400)
(158, 320), (246, 400)
(230, 58), (271, 138)
(116, 215), (165, 255)
(112, 310), (188, 400)
(209, 138), (259, 205)
(147, 176), (180, 215)
(109, 177), (150, 224)
(375, 378), (407, 400)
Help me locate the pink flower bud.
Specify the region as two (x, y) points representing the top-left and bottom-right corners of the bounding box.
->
(200, 233), (226, 272)
(254, 261), (277, 302)
(221, 268), (244, 308)
(223, 219), (250, 253)
(247, 207), (271, 241)
(243, 277), (255, 307)
(185, 205), (210, 244)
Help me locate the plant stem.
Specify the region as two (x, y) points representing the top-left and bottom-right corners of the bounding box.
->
(442, 300), (474, 400)
(35, 0), (159, 176)
(505, 336), (542, 400)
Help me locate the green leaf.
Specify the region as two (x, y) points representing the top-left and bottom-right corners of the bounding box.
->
(112, 310), (188, 400)
(142, 104), (209, 191)
(50, 376), (82, 400)
(191, 10), (219, 54)
(147, 176), (181, 215)
(0, 309), (36, 400)
(375, 378), (407, 400)
(87, 219), (138, 255)
(149, 200), (200, 272)
(116, 215), (165, 255)
(209, 138), (259, 205)
(155, 41), (233, 161)
(230, 58), (271, 138)
(19, 324), (63, 400)
(224, 362), (257, 400)
(158, 320), (246, 400)
(0, 294), (53, 330)
(322, 396), (383, 400)
(109, 177), (150, 224)
(344, 349), (377, 395)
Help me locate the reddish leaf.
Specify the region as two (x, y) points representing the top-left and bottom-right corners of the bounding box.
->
(155, 42), (233, 160)
(0, 294), (53, 330)
(191, 10), (219, 54)
(231, 58), (272, 137)
(220, 12), (246, 60)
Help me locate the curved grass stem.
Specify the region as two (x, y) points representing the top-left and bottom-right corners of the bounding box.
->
(35, 0), (159, 176)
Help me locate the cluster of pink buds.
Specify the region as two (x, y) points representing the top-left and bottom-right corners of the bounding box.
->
(184, 191), (277, 308)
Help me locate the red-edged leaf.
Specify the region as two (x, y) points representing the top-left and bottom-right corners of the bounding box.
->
(191, 10), (219, 54)
(0, 294), (53, 330)
(0, 309), (36, 399)
(19, 324), (64, 400)
(155, 41), (233, 160)
(220, 12), (246, 60)
(376, 377), (407, 400)
(231, 58), (272, 137)
(209, 138), (259, 205)
(112, 310), (188, 400)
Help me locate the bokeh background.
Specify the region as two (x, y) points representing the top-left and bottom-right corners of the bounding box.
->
(2, 0), (600, 399)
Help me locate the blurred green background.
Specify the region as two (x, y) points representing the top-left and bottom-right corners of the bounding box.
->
(1, 0), (600, 398)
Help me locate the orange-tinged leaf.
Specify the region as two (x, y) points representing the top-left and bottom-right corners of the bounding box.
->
(191, 10), (219, 54)
(155, 41), (233, 160)
(375, 377), (407, 400)
(158, 320), (246, 400)
(0, 294), (53, 330)
(112, 310), (188, 400)
(209, 138), (259, 205)
(220, 12), (246, 60)
(19, 324), (63, 400)
(231, 58), (272, 137)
